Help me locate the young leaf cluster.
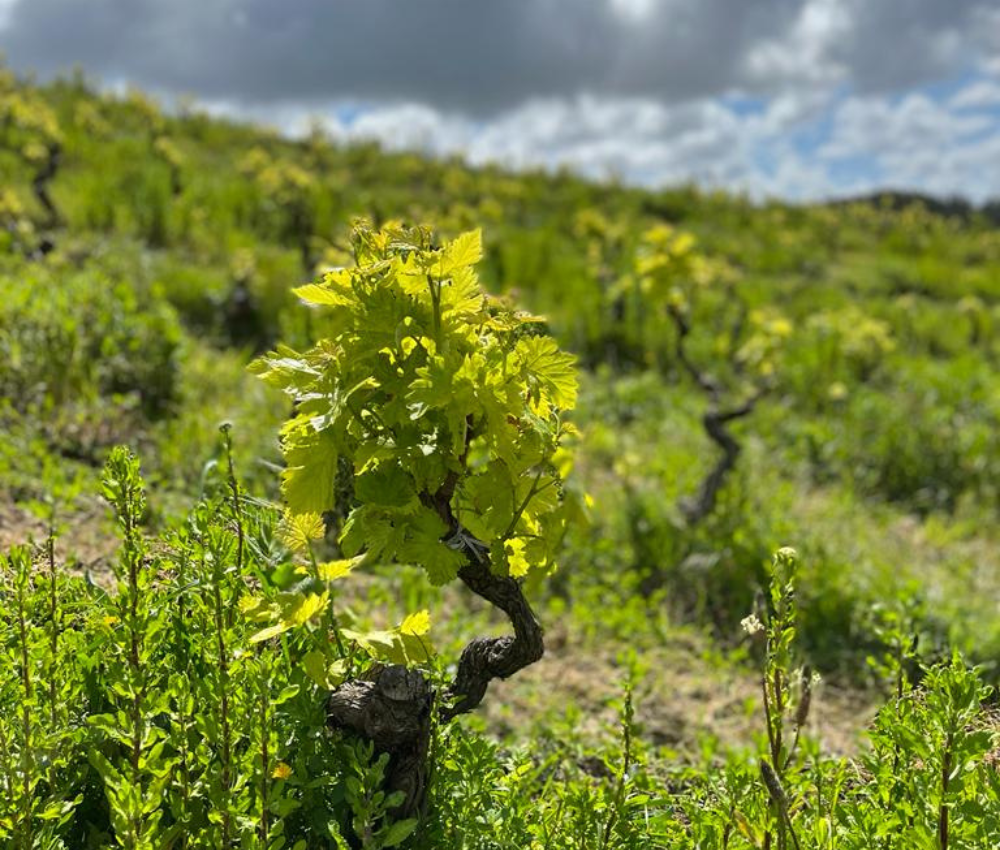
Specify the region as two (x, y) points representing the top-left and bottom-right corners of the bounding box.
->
(252, 222), (579, 586)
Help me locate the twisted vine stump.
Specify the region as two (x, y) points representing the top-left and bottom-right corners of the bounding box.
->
(327, 666), (433, 816)
(668, 304), (764, 526)
(633, 304), (766, 598)
(327, 521), (544, 818)
(32, 142), (61, 230)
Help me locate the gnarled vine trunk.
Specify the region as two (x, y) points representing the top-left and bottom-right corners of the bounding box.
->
(668, 304), (764, 526)
(327, 666), (433, 816)
(326, 493), (544, 818)
(32, 142), (61, 229)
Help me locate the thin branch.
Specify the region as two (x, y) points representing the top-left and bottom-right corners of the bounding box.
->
(679, 392), (763, 525)
(668, 304), (720, 398)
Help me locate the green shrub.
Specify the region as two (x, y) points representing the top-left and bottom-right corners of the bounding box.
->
(0, 264), (182, 416)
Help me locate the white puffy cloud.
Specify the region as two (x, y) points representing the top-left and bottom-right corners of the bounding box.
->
(0, 0), (17, 28)
(227, 76), (986, 202)
(818, 94), (996, 163)
(743, 0), (850, 89)
(950, 80), (1000, 110)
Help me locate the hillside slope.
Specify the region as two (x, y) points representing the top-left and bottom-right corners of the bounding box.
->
(2, 65), (1000, 697)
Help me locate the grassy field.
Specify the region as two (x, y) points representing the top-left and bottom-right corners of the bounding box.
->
(2, 67), (1000, 848)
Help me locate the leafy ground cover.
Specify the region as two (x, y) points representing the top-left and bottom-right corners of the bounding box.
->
(2, 66), (1000, 847)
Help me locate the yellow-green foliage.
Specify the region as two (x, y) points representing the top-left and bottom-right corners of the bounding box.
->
(253, 222), (579, 585)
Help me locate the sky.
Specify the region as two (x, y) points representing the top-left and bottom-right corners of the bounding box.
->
(2, 0), (999, 202)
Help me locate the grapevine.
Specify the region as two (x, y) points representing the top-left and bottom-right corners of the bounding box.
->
(252, 220), (580, 812)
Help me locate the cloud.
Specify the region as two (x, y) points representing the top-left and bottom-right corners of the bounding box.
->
(261, 77), (995, 202)
(0, 0), (747, 112)
(950, 80), (1000, 111)
(1, 1), (998, 201)
(743, 0), (851, 89)
(1, 0), (996, 114)
(830, 0), (996, 93)
(818, 94), (996, 163)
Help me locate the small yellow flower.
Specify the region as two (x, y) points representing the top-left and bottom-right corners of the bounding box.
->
(271, 762), (292, 780)
(102, 615), (119, 627)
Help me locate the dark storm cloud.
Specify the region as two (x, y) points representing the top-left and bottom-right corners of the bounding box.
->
(1, 0), (996, 114)
(0, 0), (777, 111)
(835, 0), (998, 92)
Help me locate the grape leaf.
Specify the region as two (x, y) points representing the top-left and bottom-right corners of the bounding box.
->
(437, 228), (482, 275)
(292, 282), (350, 307)
(397, 507), (466, 585)
(281, 418), (340, 515)
(516, 336), (578, 410)
(399, 609), (431, 636)
(354, 462), (417, 510)
(278, 511), (325, 552)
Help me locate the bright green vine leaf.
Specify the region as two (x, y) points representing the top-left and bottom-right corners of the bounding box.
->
(399, 610), (431, 636)
(316, 557), (360, 581)
(248, 590), (329, 643)
(342, 611), (434, 665)
(278, 511), (325, 552)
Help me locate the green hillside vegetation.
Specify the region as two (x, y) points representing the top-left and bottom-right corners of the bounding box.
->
(2, 66), (1000, 847)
